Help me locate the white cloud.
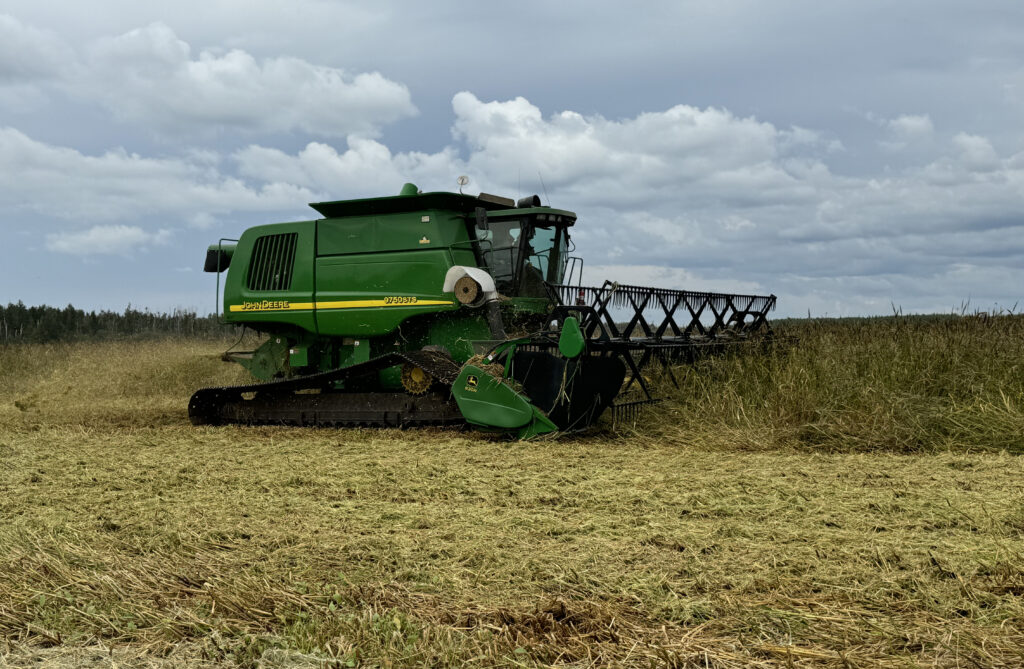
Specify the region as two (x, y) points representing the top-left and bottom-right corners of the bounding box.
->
(0, 17), (416, 137)
(79, 22), (416, 136)
(0, 3), (1021, 315)
(888, 114), (934, 139)
(450, 93), (793, 199)
(0, 126), (316, 221)
(0, 14), (72, 82)
(235, 92), (826, 211)
(3, 88), (1024, 314)
(234, 137), (461, 198)
(46, 224), (171, 256)
(227, 93), (1024, 314)
(584, 264), (765, 297)
(187, 212), (217, 229)
(879, 114), (934, 151)
(952, 132), (999, 171)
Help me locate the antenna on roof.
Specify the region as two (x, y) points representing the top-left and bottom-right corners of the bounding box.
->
(456, 175), (469, 194)
(537, 171), (550, 206)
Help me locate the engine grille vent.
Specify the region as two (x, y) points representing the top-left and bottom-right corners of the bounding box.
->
(246, 233), (298, 291)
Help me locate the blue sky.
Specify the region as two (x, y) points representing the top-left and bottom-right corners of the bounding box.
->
(2, 0), (1023, 317)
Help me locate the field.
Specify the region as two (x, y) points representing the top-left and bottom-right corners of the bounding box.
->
(1, 315), (1022, 667)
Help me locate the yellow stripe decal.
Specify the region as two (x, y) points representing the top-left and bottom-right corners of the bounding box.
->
(230, 298), (452, 313)
(317, 299), (452, 309)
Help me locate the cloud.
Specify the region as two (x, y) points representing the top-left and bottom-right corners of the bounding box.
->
(0, 17), (415, 137)
(229, 94), (1024, 315)
(450, 93), (804, 203)
(46, 225), (171, 256)
(951, 132), (999, 171)
(235, 92), (835, 233)
(880, 114), (934, 151)
(3, 87), (1024, 314)
(187, 212), (218, 230)
(236, 92), (829, 210)
(79, 22), (416, 136)
(0, 14), (72, 82)
(584, 264), (765, 297)
(1, 3), (1022, 315)
(888, 114), (933, 137)
(0, 126), (316, 222)
(234, 137), (461, 198)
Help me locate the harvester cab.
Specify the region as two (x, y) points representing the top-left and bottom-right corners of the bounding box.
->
(472, 193), (576, 298)
(189, 183), (777, 437)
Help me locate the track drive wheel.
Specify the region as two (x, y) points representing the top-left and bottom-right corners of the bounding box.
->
(401, 363), (433, 395)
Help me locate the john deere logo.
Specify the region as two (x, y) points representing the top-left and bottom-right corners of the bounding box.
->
(465, 374), (478, 392)
(240, 300), (290, 311)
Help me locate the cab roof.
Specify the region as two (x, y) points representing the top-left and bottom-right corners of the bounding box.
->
(309, 190), (576, 224)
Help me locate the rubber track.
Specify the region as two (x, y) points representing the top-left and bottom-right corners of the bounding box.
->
(188, 350), (465, 428)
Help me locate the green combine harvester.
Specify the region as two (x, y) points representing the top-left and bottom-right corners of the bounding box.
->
(189, 183), (776, 437)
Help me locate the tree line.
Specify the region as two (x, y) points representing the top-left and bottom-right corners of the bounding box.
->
(0, 302), (235, 343)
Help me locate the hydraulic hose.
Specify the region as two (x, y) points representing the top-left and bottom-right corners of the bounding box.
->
(485, 300), (506, 339)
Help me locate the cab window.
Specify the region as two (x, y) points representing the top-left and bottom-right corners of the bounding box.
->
(479, 219), (522, 293)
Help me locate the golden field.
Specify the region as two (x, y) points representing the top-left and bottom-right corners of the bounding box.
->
(1, 315), (1022, 667)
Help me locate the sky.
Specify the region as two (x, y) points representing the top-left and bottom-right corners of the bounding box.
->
(1, 0), (1023, 318)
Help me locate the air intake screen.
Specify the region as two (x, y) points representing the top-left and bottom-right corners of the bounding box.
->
(246, 233), (298, 291)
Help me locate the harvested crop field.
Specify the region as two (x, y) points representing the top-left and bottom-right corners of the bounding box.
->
(1, 316), (1023, 667)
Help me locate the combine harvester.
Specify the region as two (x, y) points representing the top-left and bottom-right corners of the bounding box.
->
(189, 183), (776, 437)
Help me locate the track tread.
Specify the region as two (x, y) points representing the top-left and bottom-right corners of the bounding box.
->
(189, 350), (464, 428)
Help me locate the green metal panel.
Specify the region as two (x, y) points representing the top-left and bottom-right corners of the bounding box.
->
(314, 249), (457, 336)
(426, 313), (493, 362)
(233, 336), (289, 381)
(450, 248), (477, 269)
(288, 344), (309, 368)
(221, 220), (317, 334)
(339, 339), (371, 368)
(316, 209), (472, 257)
(558, 316), (585, 358)
(452, 365), (558, 438)
(453, 365), (533, 428)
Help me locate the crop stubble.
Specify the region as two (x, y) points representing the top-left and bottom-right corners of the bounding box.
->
(0, 317), (1023, 667)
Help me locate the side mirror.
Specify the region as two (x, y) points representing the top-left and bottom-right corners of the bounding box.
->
(475, 207), (489, 231)
(203, 244), (235, 272)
